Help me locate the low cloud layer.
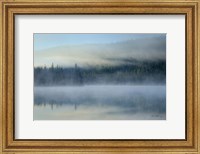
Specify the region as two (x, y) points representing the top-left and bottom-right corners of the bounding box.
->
(34, 35), (166, 67)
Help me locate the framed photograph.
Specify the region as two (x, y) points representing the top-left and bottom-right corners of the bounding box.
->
(0, 0), (199, 153)
(33, 33), (167, 120)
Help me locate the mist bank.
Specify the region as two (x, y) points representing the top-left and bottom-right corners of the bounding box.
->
(34, 36), (166, 67)
(34, 85), (166, 120)
(34, 59), (166, 86)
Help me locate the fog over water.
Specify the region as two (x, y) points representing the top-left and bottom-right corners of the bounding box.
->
(34, 34), (166, 120)
(34, 85), (166, 120)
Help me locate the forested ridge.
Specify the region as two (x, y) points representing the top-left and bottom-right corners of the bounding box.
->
(34, 59), (166, 86)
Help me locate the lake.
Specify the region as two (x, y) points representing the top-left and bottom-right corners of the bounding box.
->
(34, 85), (166, 120)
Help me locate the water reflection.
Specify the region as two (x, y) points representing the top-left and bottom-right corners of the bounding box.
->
(34, 85), (166, 120)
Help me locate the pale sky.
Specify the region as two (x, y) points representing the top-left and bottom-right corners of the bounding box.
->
(34, 34), (166, 67)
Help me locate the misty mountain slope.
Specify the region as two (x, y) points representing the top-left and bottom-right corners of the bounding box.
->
(34, 36), (166, 67)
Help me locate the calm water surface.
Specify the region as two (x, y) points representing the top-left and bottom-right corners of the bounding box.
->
(34, 85), (166, 120)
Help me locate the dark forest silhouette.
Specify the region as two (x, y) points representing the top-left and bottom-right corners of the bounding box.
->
(34, 59), (166, 86)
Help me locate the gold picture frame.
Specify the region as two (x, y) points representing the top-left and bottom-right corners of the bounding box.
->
(0, 0), (199, 153)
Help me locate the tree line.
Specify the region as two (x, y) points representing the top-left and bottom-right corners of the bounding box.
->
(34, 60), (166, 86)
